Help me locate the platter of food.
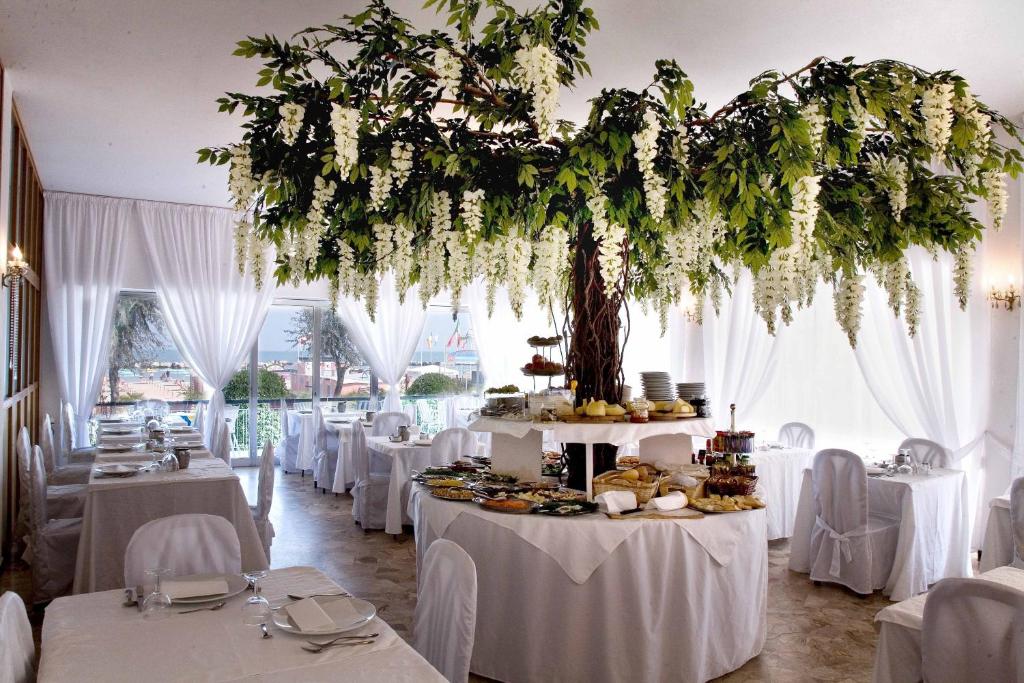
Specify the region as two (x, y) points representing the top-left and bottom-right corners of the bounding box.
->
(422, 477), (469, 488)
(473, 497), (538, 514)
(688, 494), (765, 513)
(430, 487), (477, 501)
(514, 489), (587, 504)
(537, 500), (598, 516)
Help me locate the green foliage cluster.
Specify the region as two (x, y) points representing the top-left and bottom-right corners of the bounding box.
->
(407, 372), (462, 395)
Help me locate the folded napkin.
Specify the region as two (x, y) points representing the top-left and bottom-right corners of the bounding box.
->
(595, 490), (637, 514)
(162, 577), (229, 600)
(287, 597), (335, 631)
(171, 434), (203, 445)
(647, 491), (688, 511)
(99, 433), (145, 445)
(96, 464), (139, 474)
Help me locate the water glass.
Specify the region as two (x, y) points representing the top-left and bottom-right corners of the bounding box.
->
(142, 568), (174, 620)
(241, 570), (271, 627)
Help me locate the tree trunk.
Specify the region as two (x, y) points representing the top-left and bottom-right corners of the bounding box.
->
(108, 365), (120, 405)
(563, 221), (626, 490)
(332, 362), (349, 397)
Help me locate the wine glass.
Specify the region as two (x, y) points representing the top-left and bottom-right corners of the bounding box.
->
(141, 568), (173, 620)
(241, 570), (271, 628)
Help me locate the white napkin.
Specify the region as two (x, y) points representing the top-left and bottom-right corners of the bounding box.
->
(595, 490), (638, 514)
(99, 434), (145, 446)
(647, 491), (688, 511)
(287, 598), (335, 631)
(671, 473), (699, 488)
(162, 578), (229, 600)
(96, 464), (139, 474)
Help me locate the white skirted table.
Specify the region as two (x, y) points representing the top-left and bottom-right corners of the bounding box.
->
(788, 468), (971, 601)
(469, 416), (715, 499)
(73, 453), (268, 593)
(367, 436), (434, 535)
(288, 410), (359, 472)
(41, 566), (444, 682)
(411, 486), (767, 683)
(749, 447), (815, 540)
(980, 493), (1013, 571)
(871, 565), (1024, 683)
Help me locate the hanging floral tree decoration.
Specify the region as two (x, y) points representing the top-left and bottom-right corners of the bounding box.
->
(201, 0), (1021, 402)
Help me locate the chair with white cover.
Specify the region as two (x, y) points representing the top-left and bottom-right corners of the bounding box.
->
(808, 449), (900, 595)
(28, 446), (82, 602)
(16, 427), (84, 535)
(312, 407), (341, 492)
(371, 411), (411, 438)
(1011, 476), (1024, 569)
(921, 577), (1024, 683)
(778, 422), (815, 449)
(251, 441), (276, 563)
(899, 437), (953, 469)
(40, 415), (91, 485)
(413, 539), (478, 683)
(211, 420), (232, 464)
(274, 398), (291, 465)
(193, 401), (207, 434)
(59, 401), (94, 465)
(430, 428), (478, 467)
(0, 591), (35, 683)
(350, 421), (389, 530)
(123, 514), (242, 589)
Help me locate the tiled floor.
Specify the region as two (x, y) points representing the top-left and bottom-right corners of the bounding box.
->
(2, 465), (926, 681)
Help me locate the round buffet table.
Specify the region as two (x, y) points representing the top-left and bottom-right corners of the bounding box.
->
(410, 486), (767, 683)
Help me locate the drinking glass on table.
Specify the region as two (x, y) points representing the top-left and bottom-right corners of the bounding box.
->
(241, 570), (271, 627)
(142, 568), (174, 620)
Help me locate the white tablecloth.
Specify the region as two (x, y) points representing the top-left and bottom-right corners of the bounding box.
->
(287, 411), (358, 471)
(749, 447), (815, 540)
(871, 565), (1024, 683)
(469, 415), (715, 443)
(789, 468), (972, 601)
(41, 565), (444, 682)
(73, 454), (268, 593)
(411, 487), (767, 682)
(368, 437), (434, 535)
(980, 494), (1013, 572)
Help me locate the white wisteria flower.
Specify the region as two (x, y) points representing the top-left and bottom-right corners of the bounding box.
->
(953, 248), (972, 309)
(390, 141), (414, 190)
(460, 189), (485, 237)
(881, 257), (909, 316)
(587, 193), (626, 298)
(329, 104), (360, 177)
(228, 144), (258, 211)
(474, 240), (503, 316)
(868, 154), (908, 222)
(833, 272), (865, 347)
(504, 229), (532, 320)
(660, 199), (727, 301)
(433, 48), (463, 96)
(278, 102), (305, 146)
(513, 42), (559, 136)
(801, 100), (827, 157)
(904, 275), (921, 337)
(920, 82), (954, 159)
(954, 89), (993, 181)
(368, 165), (392, 213)
(248, 233), (266, 290)
(847, 86), (871, 142)
(392, 220), (415, 294)
(420, 190), (453, 306)
(672, 123), (689, 170)
(335, 237), (359, 296)
(532, 224), (569, 308)
(233, 218), (250, 277)
(633, 108), (668, 223)
(981, 169), (1008, 230)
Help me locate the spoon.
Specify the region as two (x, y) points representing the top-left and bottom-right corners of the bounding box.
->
(286, 592), (351, 601)
(177, 601), (226, 614)
(301, 638), (376, 653)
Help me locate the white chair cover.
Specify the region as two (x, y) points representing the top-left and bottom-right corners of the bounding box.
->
(350, 421), (389, 530)
(275, 398), (291, 466)
(41, 414), (57, 475)
(251, 441), (276, 563)
(778, 422), (815, 449)
(0, 591), (35, 683)
(899, 437), (953, 469)
(413, 539), (478, 683)
(922, 578), (1024, 683)
(15, 427), (84, 554)
(808, 449), (899, 594)
(372, 411), (411, 438)
(430, 428), (478, 467)
(312, 406), (341, 490)
(29, 447), (82, 601)
(211, 420), (232, 464)
(60, 401), (74, 464)
(40, 415), (90, 485)
(123, 514), (242, 589)
(1012, 477), (1024, 570)
(193, 401), (206, 434)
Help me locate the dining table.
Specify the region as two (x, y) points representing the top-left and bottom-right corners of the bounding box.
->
(410, 485), (767, 683)
(788, 467), (972, 601)
(748, 447), (815, 540)
(40, 565), (444, 682)
(287, 410), (360, 472)
(980, 493), (1014, 571)
(871, 565), (1024, 683)
(366, 436), (435, 535)
(73, 449), (268, 593)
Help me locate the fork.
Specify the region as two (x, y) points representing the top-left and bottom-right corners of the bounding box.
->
(176, 601), (226, 614)
(306, 632), (380, 648)
(301, 638), (377, 653)
(287, 592), (351, 600)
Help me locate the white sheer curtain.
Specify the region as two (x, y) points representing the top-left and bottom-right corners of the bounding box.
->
(464, 279), (553, 389)
(678, 272), (780, 429)
(336, 273), (427, 412)
(137, 202), (274, 462)
(43, 192), (132, 446)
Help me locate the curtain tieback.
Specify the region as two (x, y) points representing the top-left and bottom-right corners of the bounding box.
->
(814, 515), (866, 578)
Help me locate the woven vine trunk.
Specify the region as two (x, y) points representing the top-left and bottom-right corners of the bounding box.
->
(564, 222), (624, 490)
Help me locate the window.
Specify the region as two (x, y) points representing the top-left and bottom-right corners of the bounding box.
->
(404, 305), (480, 432)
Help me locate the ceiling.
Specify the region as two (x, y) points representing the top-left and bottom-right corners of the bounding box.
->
(1, 0), (1022, 207)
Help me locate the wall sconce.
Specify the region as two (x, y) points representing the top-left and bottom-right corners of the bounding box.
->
(682, 305), (702, 324)
(988, 276), (1020, 311)
(2, 244), (27, 288)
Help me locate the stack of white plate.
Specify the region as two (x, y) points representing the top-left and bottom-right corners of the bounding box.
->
(677, 382), (706, 400)
(640, 372), (675, 401)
